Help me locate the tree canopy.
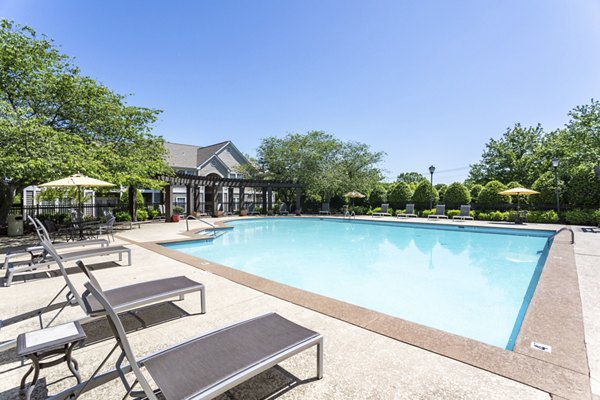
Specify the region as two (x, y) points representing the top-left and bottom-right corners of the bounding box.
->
(256, 131), (384, 203)
(0, 20), (171, 222)
(396, 172), (426, 184)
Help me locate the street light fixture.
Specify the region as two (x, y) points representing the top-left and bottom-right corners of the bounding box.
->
(429, 165), (435, 209)
(551, 157), (560, 215)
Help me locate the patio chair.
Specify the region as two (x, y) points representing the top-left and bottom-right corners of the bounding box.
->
(372, 204), (392, 217)
(68, 279), (322, 400)
(319, 203), (330, 215)
(278, 203), (289, 215)
(34, 238), (205, 330)
(2, 218), (131, 287)
(427, 205), (448, 220)
(397, 204), (418, 218)
(452, 205), (474, 221)
(247, 203), (261, 215)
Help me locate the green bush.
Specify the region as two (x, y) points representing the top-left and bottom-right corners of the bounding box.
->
(173, 206), (185, 214)
(421, 209), (435, 217)
(350, 205), (368, 215)
(488, 211), (509, 221)
(564, 209), (597, 225)
(476, 212), (489, 221)
(136, 209), (149, 221)
(435, 184), (447, 203)
(565, 164), (600, 207)
(120, 189), (144, 207)
(469, 184), (483, 203)
(388, 182), (413, 210)
(368, 186), (388, 207)
(531, 172), (564, 207)
(447, 209), (461, 218)
(527, 210), (559, 223)
(115, 211), (132, 222)
(412, 181), (439, 210)
(444, 182), (471, 209)
(147, 207), (159, 219)
(477, 181), (511, 207)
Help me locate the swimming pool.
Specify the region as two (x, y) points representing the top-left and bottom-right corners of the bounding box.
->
(164, 218), (553, 349)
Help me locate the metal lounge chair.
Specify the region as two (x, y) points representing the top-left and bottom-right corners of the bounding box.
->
(61, 280), (322, 400)
(2, 218), (118, 287)
(397, 204), (418, 218)
(247, 203), (260, 215)
(319, 203), (330, 215)
(372, 203), (392, 217)
(35, 238), (205, 329)
(452, 205), (474, 221)
(278, 203), (289, 215)
(427, 205), (448, 220)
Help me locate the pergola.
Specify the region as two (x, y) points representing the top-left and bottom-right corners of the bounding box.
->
(158, 172), (302, 218)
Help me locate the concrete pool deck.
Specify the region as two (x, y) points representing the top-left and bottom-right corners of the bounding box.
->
(0, 216), (597, 399)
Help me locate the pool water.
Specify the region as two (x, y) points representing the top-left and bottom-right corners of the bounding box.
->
(164, 218), (552, 349)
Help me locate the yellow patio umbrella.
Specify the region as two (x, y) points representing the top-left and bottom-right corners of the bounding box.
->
(40, 173), (115, 217)
(345, 191), (365, 206)
(498, 187), (539, 210)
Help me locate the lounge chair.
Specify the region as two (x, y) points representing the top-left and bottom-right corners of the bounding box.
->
(2, 218), (131, 287)
(278, 203), (289, 215)
(452, 205), (474, 221)
(372, 203), (392, 217)
(247, 203), (260, 215)
(397, 204), (418, 218)
(319, 203), (330, 215)
(427, 205), (448, 220)
(64, 279), (322, 400)
(35, 237), (205, 328)
(217, 203), (233, 216)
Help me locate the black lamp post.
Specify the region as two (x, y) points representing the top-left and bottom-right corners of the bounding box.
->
(429, 165), (435, 209)
(551, 157), (560, 215)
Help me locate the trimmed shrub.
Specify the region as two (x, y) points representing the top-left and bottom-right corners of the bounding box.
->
(476, 212), (489, 221)
(477, 181), (511, 207)
(488, 211), (509, 221)
(368, 186), (388, 207)
(469, 184), (483, 203)
(388, 182), (413, 210)
(564, 209), (597, 226)
(447, 209), (461, 218)
(444, 182), (471, 209)
(136, 209), (149, 221)
(412, 181), (439, 210)
(115, 211), (131, 222)
(527, 210), (559, 223)
(565, 164), (600, 208)
(435, 184), (447, 203)
(421, 209), (436, 217)
(120, 189), (144, 207)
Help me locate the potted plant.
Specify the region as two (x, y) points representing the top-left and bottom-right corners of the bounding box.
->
(172, 206), (185, 222)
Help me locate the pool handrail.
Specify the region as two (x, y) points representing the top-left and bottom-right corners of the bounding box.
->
(186, 215), (216, 234)
(547, 226), (574, 244)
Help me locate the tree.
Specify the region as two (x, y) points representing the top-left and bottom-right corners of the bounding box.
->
(444, 182), (471, 209)
(256, 131), (384, 204)
(476, 180), (511, 208)
(0, 20), (171, 223)
(368, 185), (387, 207)
(565, 164), (600, 208)
(469, 184), (483, 203)
(396, 172), (426, 185)
(531, 172), (564, 208)
(435, 184), (447, 203)
(468, 124), (544, 186)
(388, 182), (413, 209)
(412, 181), (438, 210)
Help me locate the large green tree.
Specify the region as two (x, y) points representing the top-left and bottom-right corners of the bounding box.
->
(256, 131), (384, 205)
(468, 124), (544, 186)
(0, 20), (171, 223)
(396, 172), (426, 184)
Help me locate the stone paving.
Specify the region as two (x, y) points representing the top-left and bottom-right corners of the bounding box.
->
(0, 216), (597, 399)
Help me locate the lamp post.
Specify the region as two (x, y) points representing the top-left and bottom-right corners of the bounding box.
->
(429, 165), (435, 209)
(551, 157), (560, 215)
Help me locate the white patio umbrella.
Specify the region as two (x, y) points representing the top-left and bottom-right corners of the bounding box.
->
(39, 173), (115, 217)
(498, 187), (539, 210)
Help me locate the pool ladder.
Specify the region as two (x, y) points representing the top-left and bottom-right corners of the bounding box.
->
(547, 227), (575, 245)
(186, 215), (217, 236)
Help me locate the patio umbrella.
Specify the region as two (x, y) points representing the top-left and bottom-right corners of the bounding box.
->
(40, 173), (115, 217)
(498, 187), (539, 210)
(345, 191), (366, 206)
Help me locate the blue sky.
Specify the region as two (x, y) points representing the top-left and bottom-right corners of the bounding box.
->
(3, 1), (600, 183)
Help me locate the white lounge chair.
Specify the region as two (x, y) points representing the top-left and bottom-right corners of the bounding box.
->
(319, 203), (330, 215)
(427, 205), (448, 220)
(452, 205), (474, 221)
(372, 203), (392, 217)
(397, 204), (418, 218)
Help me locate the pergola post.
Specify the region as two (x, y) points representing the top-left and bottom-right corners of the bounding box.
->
(240, 187), (245, 209)
(186, 184), (193, 216)
(267, 186), (273, 214)
(295, 187), (302, 214)
(165, 184), (173, 222)
(261, 187), (267, 215)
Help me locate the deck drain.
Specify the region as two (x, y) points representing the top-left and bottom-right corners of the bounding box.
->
(531, 342), (552, 353)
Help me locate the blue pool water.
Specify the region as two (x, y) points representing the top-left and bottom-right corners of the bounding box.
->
(164, 218), (553, 349)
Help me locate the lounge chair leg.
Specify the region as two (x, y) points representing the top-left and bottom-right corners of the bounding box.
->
(200, 286), (206, 314)
(317, 340), (324, 379)
(178, 294), (185, 301)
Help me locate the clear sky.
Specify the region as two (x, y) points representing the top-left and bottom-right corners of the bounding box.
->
(2, 1), (600, 183)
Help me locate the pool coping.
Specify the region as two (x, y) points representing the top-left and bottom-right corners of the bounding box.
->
(143, 217), (590, 400)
